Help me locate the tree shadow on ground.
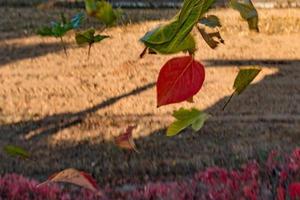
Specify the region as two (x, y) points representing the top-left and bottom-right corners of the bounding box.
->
(0, 42), (67, 67)
(1, 59), (299, 185)
(0, 82), (155, 142)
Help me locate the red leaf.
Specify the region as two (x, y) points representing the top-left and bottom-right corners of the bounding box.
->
(157, 56), (205, 107)
(37, 168), (102, 195)
(289, 182), (300, 200)
(114, 125), (138, 152)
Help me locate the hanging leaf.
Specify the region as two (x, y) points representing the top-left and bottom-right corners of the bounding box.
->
(234, 67), (261, 94)
(3, 145), (30, 159)
(167, 108), (210, 136)
(230, 0), (259, 32)
(223, 67), (261, 109)
(197, 26), (224, 49)
(84, 0), (122, 26)
(37, 168), (102, 195)
(114, 126), (138, 152)
(199, 15), (221, 28)
(157, 56), (205, 107)
(140, 0), (216, 55)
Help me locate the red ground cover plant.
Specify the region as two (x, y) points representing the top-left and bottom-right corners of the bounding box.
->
(2, 149), (300, 200)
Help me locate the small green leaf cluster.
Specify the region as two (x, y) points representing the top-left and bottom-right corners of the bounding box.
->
(37, 13), (84, 37)
(37, 0), (120, 57)
(75, 28), (109, 46)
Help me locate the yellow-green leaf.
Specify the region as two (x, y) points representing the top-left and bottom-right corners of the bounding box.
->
(3, 145), (30, 159)
(223, 67), (261, 110)
(234, 67), (261, 94)
(167, 108), (209, 137)
(84, 0), (122, 26)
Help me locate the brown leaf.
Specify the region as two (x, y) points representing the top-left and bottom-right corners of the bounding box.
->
(197, 26), (224, 49)
(114, 125), (138, 152)
(37, 168), (102, 195)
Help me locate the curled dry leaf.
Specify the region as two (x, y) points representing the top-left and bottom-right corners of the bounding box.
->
(37, 168), (103, 195)
(157, 56), (205, 107)
(197, 26), (224, 49)
(114, 126), (138, 152)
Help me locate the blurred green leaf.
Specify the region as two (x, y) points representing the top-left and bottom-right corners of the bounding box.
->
(84, 0), (122, 26)
(37, 13), (84, 38)
(75, 28), (109, 45)
(140, 0), (216, 55)
(230, 0), (259, 32)
(199, 15), (221, 28)
(234, 67), (261, 94)
(3, 145), (30, 159)
(167, 108), (209, 136)
(197, 27), (224, 49)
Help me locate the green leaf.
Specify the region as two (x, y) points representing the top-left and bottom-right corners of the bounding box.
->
(197, 27), (224, 49)
(84, 0), (122, 26)
(140, 0), (216, 54)
(223, 67), (261, 109)
(234, 67), (261, 94)
(37, 13), (84, 38)
(37, 26), (53, 36)
(230, 0), (259, 32)
(167, 108), (209, 136)
(199, 15), (221, 28)
(75, 28), (109, 45)
(3, 145), (30, 159)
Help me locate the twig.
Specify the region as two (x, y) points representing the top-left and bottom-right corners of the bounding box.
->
(222, 92), (235, 110)
(60, 36), (68, 57)
(87, 43), (92, 60)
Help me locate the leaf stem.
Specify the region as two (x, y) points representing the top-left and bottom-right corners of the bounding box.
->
(139, 46), (148, 58)
(222, 91), (235, 111)
(88, 43), (92, 60)
(60, 36), (68, 57)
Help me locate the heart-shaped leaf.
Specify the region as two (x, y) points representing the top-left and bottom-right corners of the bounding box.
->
(197, 26), (224, 49)
(3, 145), (30, 159)
(84, 0), (122, 26)
(167, 108), (210, 136)
(199, 15), (221, 28)
(37, 168), (102, 195)
(230, 0), (259, 32)
(114, 126), (138, 152)
(157, 56), (205, 107)
(223, 67), (261, 109)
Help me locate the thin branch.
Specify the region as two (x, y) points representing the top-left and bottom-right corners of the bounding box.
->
(60, 36), (68, 57)
(222, 92), (235, 111)
(87, 43), (92, 60)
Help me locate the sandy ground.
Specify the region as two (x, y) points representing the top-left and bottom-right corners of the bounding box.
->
(0, 8), (300, 186)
